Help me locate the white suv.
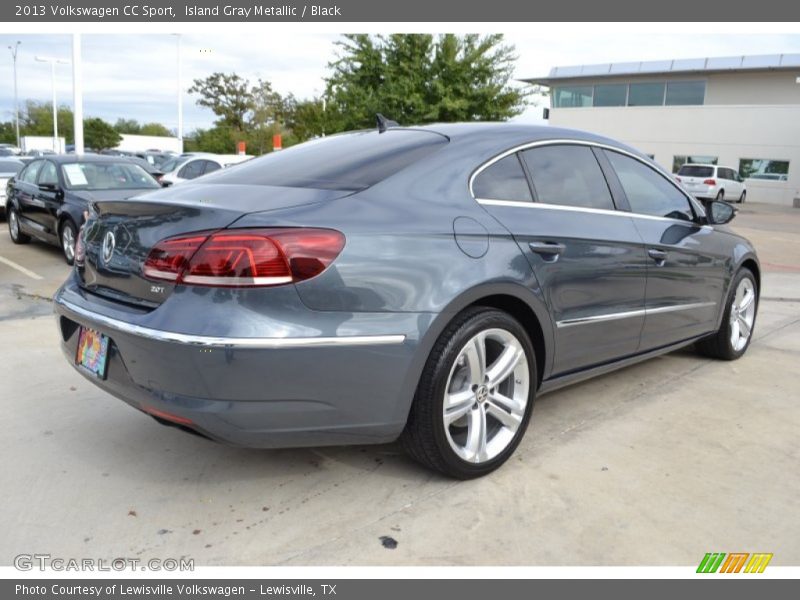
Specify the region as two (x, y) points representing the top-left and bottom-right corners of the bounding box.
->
(675, 164), (747, 203)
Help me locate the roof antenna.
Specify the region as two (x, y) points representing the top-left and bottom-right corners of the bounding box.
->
(376, 113), (399, 133)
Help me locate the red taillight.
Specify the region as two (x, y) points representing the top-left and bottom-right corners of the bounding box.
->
(703, 179), (716, 185)
(143, 228), (345, 287)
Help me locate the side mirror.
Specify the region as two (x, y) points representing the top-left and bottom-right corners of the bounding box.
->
(38, 182), (61, 193)
(706, 200), (736, 225)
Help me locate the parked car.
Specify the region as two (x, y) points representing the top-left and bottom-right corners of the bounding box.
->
(6, 154), (161, 264)
(158, 154), (223, 186)
(0, 158), (25, 217)
(675, 164), (747, 203)
(24, 149), (57, 158)
(121, 156), (165, 182)
(0, 143), (22, 155)
(53, 123), (759, 478)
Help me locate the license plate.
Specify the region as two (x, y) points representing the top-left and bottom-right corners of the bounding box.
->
(76, 327), (110, 379)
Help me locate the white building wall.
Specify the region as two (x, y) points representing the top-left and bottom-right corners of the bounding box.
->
(549, 104), (800, 206)
(115, 134), (182, 154)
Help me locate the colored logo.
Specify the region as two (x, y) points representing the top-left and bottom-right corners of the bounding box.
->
(697, 552), (773, 573)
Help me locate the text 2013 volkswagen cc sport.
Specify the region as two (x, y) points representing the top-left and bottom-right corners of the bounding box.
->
(54, 123), (760, 478)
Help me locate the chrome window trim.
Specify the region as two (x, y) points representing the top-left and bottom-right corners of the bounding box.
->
(57, 297), (406, 349)
(469, 138), (701, 223)
(556, 301), (717, 329)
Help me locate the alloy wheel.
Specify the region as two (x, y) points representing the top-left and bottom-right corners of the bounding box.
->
(62, 224), (76, 262)
(442, 328), (529, 464)
(729, 277), (756, 352)
(9, 209), (19, 240)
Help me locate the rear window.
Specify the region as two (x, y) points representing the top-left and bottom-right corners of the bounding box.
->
(203, 130), (447, 191)
(678, 165), (715, 178)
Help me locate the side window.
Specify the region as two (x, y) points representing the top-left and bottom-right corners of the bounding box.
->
(521, 145), (615, 210)
(38, 161), (59, 186)
(178, 160), (204, 180)
(202, 160), (221, 175)
(605, 150), (694, 222)
(472, 155), (532, 202)
(20, 161), (43, 184)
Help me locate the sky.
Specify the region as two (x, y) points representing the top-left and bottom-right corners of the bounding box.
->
(1, 32), (799, 134)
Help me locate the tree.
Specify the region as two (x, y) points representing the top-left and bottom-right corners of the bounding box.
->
(139, 122), (173, 137)
(113, 118), (141, 134)
(184, 126), (235, 154)
(83, 118), (121, 150)
(188, 72), (251, 131)
(322, 34), (529, 132)
(20, 100), (74, 143)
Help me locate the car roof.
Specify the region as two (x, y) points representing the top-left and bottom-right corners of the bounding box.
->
(28, 154), (143, 165)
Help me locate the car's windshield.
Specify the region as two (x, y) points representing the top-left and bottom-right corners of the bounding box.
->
(61, 162), (160, 191)
(678, 165), (715, 178)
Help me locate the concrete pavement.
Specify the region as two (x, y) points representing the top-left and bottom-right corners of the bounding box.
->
(0, 203), (798, 566)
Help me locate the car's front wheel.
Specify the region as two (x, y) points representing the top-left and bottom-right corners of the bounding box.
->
(401, 307), (536, 479)
(697, 268), (758, 360)
(8, 206), (30, 244)
(60, 219), (77, 265)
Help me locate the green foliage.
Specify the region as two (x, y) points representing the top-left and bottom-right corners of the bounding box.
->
(21, 100), (74, 143)
(139, 122), (173, 137)
(113, 118), (141, 134)
(188, 72), (251, 132)
(83, 118), (122, 150)
(0, 121), (16, 144)
(322, 34), (529, 132)
(184, 126), (236, 154)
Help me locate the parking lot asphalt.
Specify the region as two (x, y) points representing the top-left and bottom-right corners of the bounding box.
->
(0, 202), (798, 566)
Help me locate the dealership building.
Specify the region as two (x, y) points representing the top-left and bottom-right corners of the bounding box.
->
(524, 53), (800, 206)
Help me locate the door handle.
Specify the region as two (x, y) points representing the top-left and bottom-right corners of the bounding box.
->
(528, 241), (566, 259)
(647, 248), (668, 264)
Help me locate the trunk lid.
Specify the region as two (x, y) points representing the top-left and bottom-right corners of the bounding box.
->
(78, 183), (352, 307)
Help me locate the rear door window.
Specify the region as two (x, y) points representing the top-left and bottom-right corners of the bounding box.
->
(472, 155), (532, 202)
(202, 160), (221, 175)
(178, 160), (204, 180)
(521, 145), (615, 210)
(606, 150), (694, 221)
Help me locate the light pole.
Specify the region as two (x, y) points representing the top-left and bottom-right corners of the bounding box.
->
(7, 41), (20, 148)
(35, 55), (69, 152)
(72, 34), (84, 154)
(172, 34), (183, 152)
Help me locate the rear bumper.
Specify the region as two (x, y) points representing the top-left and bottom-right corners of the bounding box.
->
(54, 275), (432, 448)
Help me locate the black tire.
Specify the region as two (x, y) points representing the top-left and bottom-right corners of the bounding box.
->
(59, 219), (78, 266)
(715, 190), (725, 202)
(696, 268), (758, 360)
(400, 307), (537, 479)
(7, 206), (30, 244)
(738, 191), (746, 204)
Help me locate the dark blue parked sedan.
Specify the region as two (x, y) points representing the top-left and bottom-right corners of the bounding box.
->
(6, 154), (160, 264)
(53, 123), (759, 478)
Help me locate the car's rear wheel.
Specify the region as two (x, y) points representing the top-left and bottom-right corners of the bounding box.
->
(60, 219), (77, 265)
(8, 206), (30, 244)
(401, 307), (536, 479)
(715, 190), (725, 202)
(697, 268), (758, 360)
(738, 191), (746, 204)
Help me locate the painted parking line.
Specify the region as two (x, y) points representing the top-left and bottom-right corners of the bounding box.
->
(0, 256), (44, 280)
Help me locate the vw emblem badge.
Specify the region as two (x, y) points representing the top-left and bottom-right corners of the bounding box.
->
(102, 231), (116, 264)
